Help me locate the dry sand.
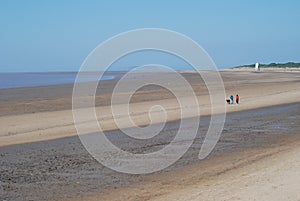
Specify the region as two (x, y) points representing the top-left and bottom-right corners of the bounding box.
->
(0, 70), (300, 200)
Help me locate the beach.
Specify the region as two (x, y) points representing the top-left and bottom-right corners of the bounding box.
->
(1, 70), (300, 200)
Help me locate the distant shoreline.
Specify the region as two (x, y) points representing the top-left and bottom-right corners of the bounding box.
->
(0, 71), (121, 89)
(227, 67), (300, 72)
(1, 66), (300, 89)
(233, 62), (300, 69)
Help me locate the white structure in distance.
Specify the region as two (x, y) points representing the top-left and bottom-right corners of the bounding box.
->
(255, 62), (260, 72)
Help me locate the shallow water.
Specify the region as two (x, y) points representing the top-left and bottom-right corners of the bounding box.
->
(0, 72), (115, 89)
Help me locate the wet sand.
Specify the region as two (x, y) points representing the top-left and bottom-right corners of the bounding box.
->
(0, 70), (300, 200)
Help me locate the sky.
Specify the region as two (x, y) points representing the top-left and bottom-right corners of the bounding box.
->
(0, 0), (299, 72)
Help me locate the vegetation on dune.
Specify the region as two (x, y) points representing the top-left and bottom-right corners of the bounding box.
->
(234, 62), (300, 68)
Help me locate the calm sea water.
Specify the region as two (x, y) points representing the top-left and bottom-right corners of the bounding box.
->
(0, 72), (115, 89)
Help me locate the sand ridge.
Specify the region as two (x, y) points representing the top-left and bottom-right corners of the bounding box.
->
(1, 70), (300, 147)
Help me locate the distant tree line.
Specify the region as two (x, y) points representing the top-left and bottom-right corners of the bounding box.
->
(234, 62), (300, 68)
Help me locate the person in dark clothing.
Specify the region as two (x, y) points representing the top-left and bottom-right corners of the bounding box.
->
(236, 94), (239, 104)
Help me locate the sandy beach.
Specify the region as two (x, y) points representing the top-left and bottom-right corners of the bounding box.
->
(1, 70), (300, 200)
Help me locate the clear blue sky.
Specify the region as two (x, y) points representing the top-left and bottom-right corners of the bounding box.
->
(1, 0), (299, 72)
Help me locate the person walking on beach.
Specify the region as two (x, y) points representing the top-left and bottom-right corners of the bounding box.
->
(230, 95), (234, 104)
(236, 94), (240, 104)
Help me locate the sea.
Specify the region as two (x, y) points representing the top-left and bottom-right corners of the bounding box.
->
(0, 72), (115, 89)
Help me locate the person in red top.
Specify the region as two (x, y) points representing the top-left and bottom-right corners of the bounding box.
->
(236, 94), (240, 104)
